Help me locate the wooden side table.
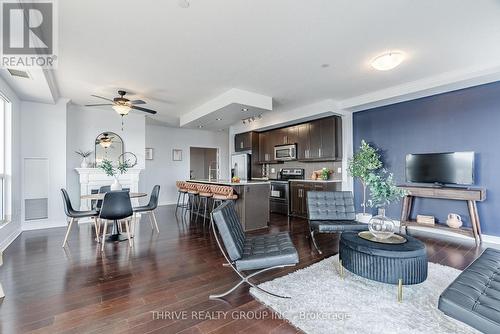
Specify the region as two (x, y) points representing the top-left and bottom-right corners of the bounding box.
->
(399, 186), (486, 245)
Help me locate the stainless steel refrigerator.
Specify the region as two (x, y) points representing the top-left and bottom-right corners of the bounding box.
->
(231, 153), (251, 180)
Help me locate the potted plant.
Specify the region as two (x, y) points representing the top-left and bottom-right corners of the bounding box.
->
(366, 170), (408, 239)
(347, 140), (382, 222)
(98, 159), (131, 191)
(75, 150), (92, 168)
(319, 167), (332, 180)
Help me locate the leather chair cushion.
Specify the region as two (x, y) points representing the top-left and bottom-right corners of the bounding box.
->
(211, 201), (246, 261)
(307, 191), (356, 221)
(236, 232), (299, 271)
(438, 248), (500, 334)
(310, 220), (368, 233)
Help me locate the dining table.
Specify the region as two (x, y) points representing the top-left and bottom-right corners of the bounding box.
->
(81, 192), (147, 242)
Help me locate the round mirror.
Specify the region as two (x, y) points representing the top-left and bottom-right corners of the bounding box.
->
(95, 132), (124, 165)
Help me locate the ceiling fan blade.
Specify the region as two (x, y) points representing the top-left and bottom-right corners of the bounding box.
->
(131, 105), (157, 114)
(90, 94), (114, 102)
(85, 103), (113, 107)
(129, 99), (146, 105)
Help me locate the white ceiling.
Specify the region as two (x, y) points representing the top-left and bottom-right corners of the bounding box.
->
(6, 0), (500, 127)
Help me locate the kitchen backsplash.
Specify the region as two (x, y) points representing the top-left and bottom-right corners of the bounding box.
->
(264, 161), (342, 181)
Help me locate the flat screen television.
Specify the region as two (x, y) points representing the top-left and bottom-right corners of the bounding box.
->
(405, 152), (475, 185)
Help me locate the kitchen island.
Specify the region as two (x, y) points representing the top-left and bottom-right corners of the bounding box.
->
(187, 180), (270, 231)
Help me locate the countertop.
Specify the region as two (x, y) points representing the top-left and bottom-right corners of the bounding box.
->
(187, 179), (271, 186)
(289, 179), (342, 183)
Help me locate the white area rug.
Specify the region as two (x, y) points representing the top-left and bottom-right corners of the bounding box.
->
(250, 256), (479, 334)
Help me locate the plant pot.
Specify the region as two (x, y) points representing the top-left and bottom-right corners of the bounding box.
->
(368, 208), (396, 240)
(110, 176), (122, 191)
(80, 157), (89, 168)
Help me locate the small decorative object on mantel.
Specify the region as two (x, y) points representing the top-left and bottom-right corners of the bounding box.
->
(145, 148), (154, 160)
(416, 214), (435, 226)
(98, 152), (137, 191)
(446, 213), (463, 229)
(366, 170), (408, 240)
(75, 149), (92, 168)
(172, 149), (182, 161)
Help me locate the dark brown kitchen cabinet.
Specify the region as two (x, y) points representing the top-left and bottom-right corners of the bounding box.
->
(290, 181), (339, 218)
(234, 131), (255, 152)
(297, 123), (310, 159)
(259, 132), (274, 162)
(308, 120), (322, 159)
(287, 125), (299, 145)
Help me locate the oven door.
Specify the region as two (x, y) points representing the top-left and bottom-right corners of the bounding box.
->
(270, 182), (288, 201)
(274, 144), (297, 161)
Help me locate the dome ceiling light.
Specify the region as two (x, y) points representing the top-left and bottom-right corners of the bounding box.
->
(371, 51), (405, 71)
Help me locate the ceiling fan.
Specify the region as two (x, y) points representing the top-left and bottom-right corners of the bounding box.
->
(85, 90), (158, 115)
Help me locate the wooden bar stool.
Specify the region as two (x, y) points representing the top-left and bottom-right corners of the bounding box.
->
(209, 185), (238, 223)
(196, 183), (213, 225)
(175, 181), (189, 216)
(185, 182), (200, 221)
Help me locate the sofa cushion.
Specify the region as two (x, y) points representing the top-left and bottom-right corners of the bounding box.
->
(438, 248), (500, 334)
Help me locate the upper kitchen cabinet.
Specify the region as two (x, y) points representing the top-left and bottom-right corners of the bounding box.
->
(234, 131), (257, 152)
(297, 123), (310, 160)
(298, 116), (342, 161)
(259, 132), (273, 162)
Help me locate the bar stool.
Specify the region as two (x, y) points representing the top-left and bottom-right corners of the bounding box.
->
(196, 183), (213, 225)
(185, 182), (200, 220)
(175, 181), (188, 215)
(209, 185), (238, 223)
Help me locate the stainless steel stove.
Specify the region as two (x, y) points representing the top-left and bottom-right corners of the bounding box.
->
(270, 168), (304, 215)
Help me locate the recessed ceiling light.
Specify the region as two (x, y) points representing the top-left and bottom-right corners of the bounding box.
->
(241, 108), (249, 112)
(216, 118), (222, 121)
(371, 51), (405, 71)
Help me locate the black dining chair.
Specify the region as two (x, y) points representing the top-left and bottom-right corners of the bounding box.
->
(133, 185), (160, 233)
(61, 189), (99, 247)
(99, 190), (134, 250)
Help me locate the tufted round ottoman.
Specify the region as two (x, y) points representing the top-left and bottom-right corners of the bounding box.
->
(339, 232), (427, 301)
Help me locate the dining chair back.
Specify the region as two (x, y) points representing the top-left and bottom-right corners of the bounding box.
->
(60, 188), (98, 247)
(100, 191), (133, 220)
(132, 185), (161, 233)
(99, 191), (134, 250)
(94, 185), (111, 211)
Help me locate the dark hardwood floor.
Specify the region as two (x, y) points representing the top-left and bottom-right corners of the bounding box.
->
(0, 205), (487, 334)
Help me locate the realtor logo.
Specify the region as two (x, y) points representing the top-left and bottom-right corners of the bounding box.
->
(1, 0), (58, 68)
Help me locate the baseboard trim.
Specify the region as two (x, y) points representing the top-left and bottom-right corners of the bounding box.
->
(0, 227), (22, 252)
(407, 225), (500, 245)
(22, 221), (67, 231)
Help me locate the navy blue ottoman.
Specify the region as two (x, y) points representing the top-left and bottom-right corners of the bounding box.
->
(339, 232), (428, 300)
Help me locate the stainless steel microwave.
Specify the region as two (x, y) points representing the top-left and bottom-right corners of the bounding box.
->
(274, 144), (297, 161)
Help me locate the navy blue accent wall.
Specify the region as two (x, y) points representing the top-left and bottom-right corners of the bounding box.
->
(353, 81), (500, 236)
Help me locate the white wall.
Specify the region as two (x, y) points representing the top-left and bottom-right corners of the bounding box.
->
(144, 125), (229, 205)
(0, 77), (22, 250)
(20, 99), (69, 230)
(66, 104), (146, 208)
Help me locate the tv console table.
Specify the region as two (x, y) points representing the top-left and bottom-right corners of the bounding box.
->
(399, 185), (486, 245)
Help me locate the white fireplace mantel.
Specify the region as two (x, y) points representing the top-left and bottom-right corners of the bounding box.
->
(75, 168), (143, 212)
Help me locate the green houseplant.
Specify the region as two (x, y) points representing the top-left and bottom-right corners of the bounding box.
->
(365, 170), (408, 239)
(98, 159), (132, 190)
(347, 140), (382, 214)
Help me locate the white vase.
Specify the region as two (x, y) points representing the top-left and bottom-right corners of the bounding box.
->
(110, 176), (122, 191)
(80, 157), (89, 168)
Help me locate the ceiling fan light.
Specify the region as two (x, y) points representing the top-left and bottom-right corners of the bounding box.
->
(371, 51), (405, 71)
(112, 104), (131, 115)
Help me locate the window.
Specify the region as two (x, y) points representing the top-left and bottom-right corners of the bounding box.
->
(0, 94), (10, 226)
